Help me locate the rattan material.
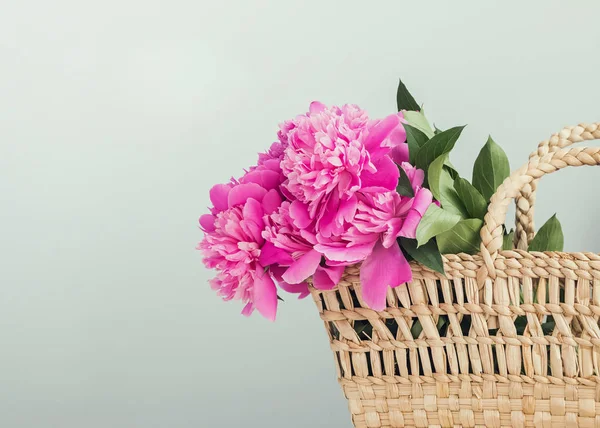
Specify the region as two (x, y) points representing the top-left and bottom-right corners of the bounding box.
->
(310, 124), (600, 427)
(515, 123), (600, 250)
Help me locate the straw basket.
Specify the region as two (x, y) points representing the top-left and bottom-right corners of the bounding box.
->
(310, 123), (600, 427)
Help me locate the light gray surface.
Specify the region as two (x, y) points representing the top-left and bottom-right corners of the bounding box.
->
(1, 1), (600, 427)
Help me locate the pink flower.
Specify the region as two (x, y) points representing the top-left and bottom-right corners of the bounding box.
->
(285, 191), (423, 311)
(354, 163), (432, 245)
(275, 102), (432, 310)
(200, 101), (433, 317)
(257, 141), (286, 166)
(280, 102), (407, 225)
(262, 201), (344, 291)
(199, 143), (300, 320)
(199, 179), (283, 320)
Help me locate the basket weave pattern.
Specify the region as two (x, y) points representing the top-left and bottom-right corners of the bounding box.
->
(310, 124), (600, 427)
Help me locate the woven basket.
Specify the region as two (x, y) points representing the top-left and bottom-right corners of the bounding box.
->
(310, 123), (600, 428)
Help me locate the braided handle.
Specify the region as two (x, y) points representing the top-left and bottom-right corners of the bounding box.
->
(478, 146), (600, 284)
(514, 123), (600, 250)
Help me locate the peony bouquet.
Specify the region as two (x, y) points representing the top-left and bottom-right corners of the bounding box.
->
(198, 80), (564, 320)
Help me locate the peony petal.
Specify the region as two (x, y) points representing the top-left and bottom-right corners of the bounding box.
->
(268, 264), (287, 282)
(399, 188), (433, 239)
(289, 200), (312, 229)
(314, 241), (376, 263)
(309, 101), (326, 114)
(391, 143), (409, 165)
(338, 195), (358, 224)
(278, 281), (310, 299)
(242, 198), (264, 225)
(209, 183), (232, 212)
(281, 249), (322, 284)
(199, 214), (216, 232)
(262, 189), (282, 215)
(363, 114), (400, 159)
(360, 241), (412, 311)
(317, 192), (340, 238)
(259, 241), (294, 266)
(253, 267), (278, 321)
(241, 302), (255, 317)
(228, 183), (267, 208)
(313, 265), (345, 290)
(241, 169), (281, 190)
(401, 162), (425, 188)
(361, 156), (400, 190)
(388, 118), (407, 147)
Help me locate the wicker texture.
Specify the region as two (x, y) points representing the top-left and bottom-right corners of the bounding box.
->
(310, 124), (600, 427)
(514, 123), (600, 250)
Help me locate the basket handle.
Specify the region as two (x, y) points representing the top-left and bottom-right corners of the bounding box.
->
(514, 123), (600, 250)
(477, 143), (600, 284)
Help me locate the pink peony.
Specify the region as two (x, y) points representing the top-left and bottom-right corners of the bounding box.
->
(199, 138), (303, 321)
(280, 102), (407, 225)
(262, 201), (345, 291)
(199, 179), (283, 320)
(200, 101), (433, 317)
(353, 163), (432, 246)
(276, 103), (432, 310)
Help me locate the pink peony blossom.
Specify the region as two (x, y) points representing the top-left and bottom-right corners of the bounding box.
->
(199, 142), (300, 321)
(270, 185), (432, 310)
(280, 102), (407, 225)
(262, 201), (345, 291)
(199, 180), (282, 320)
(276, 103), (432, 310)
(200, 101), (433, 317)
(354, 163), (432, 246)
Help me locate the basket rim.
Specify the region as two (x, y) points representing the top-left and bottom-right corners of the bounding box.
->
(319, 249), (600, 287)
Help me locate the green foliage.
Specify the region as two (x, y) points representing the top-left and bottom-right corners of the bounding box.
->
(396, 164), (415, 197)
(396, 78), (420, 112)
(472, 136), (510, 201)
(428, 154), (469, 217)
(403, 111), (435, 138)
(416, 204), (461, 246)
(400, 237), (445, 276)
(528, 214), (564, 252)
(404, 124), (428, 164)
(414, 126), (466, 172)
(453, 177), (487, 220)
(502, 228), (515, 251)
(394, 79), (564, 260)
(436, 219), (483, 254)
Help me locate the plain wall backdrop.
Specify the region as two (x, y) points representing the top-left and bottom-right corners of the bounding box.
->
(1, 1), (600, 427)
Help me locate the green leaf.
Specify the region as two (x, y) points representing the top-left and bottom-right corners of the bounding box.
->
(404, 124), (429, 164)
(354, 320), (372, 338)
(427, 154), (469, 218)
(434, 124), (443, 134)
(400, 237), (445, 276)
(396, 78), (420, 112)
(415, 126), (466, 172)
(416, 204), (462, 246)
(502, 228), (515, 250)
(445, 161), (459, 179)
(515, 316), (528, 335)
(472, 136), (510, 201)
(403, 111), (434, 138)
(427, 154), (449, 201)
(411, 320), (423, 339)
(541, 318), (556, 335)
(528, 214), (564, 252)
(436, 218), (483, 254)
(396, 165), (415, 197)
(453, 177), (488, 220)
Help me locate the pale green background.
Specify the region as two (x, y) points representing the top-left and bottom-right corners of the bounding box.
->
(1, 1), (600, 427)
